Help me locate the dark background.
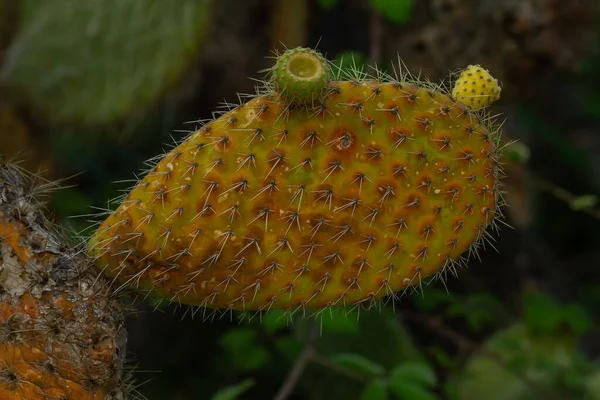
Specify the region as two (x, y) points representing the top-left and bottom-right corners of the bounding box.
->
(1, 1), (600, 399)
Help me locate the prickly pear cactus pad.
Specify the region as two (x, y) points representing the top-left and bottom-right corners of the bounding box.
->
(1, 0), (213, 126)
(89, 48), (504, 313)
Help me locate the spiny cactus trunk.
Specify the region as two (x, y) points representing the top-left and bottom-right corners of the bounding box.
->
(0, 160), (129, 399)
(89, 48), (504, 315)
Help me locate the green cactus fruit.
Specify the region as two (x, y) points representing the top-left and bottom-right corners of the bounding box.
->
(89, 50), (504, 314)
(1, 0), (213, 126)
(269, 47), (330, 106)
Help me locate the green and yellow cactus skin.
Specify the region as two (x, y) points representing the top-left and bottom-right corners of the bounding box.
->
(89, 48), (503, 314)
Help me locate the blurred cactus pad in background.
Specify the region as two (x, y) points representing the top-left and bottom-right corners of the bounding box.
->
(2, 1), (600, 399)
(1, 0), (213, 126)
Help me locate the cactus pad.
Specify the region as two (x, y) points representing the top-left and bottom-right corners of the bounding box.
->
(0, 161), (127, 400)
(451, 65), (501, 110)
(89, 54), (503, 314)
(2, 0), (212, 126)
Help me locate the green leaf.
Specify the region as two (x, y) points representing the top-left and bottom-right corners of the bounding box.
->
(317, 0), (340, 10)
(261, 310), (289, 334)
(370, 0), (412, 24)
(446, 324), (596, 400)
(447, 293), (504, 332)
(319, 308), (360, 333)
(274, 336), (303, 361)
(389, 381), (439, 400)
(237, 346), (270, 372)
(210, 379), (254, 400)
(330, 353), (386, 378)
(561, 303), (592, 334)
(585, 369), (600, 400)
(411, 288), (456, 313)
(501, 141), (530, 164)
(308, 310), (421, 399)
(428, 347), (456, 369)
(219, 329), (270, 372)
(569, 194), (598, 211)
(390, 362), (437, 388)
(523, 291), (564, 333)
(219, 328), (257, 351)
(361, 379), (389, 400)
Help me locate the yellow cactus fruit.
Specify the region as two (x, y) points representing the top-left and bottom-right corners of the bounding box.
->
(452, 65), (501, 110)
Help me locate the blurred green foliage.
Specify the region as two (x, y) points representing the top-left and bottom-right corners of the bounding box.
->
(447, 324), (600, 400)
(523, 291), (592, 335)
(387, 362), (438, 400)
(210, 379), (255, 400)
(370, 0), (412, 24)
(199, 287), (599, 400)
(502, 141), (531, 165)
(318, 0), (413, 24)
(330, 353), (386, 377)
(317, 0), (341, 11)
(219, 328), (271, 372)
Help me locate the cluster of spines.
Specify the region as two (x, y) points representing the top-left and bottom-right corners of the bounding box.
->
(86, 50), (506, 323)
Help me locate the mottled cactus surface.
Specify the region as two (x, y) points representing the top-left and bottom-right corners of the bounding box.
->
(90, 48), (503, 314)
(0, 161), (128, 400)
